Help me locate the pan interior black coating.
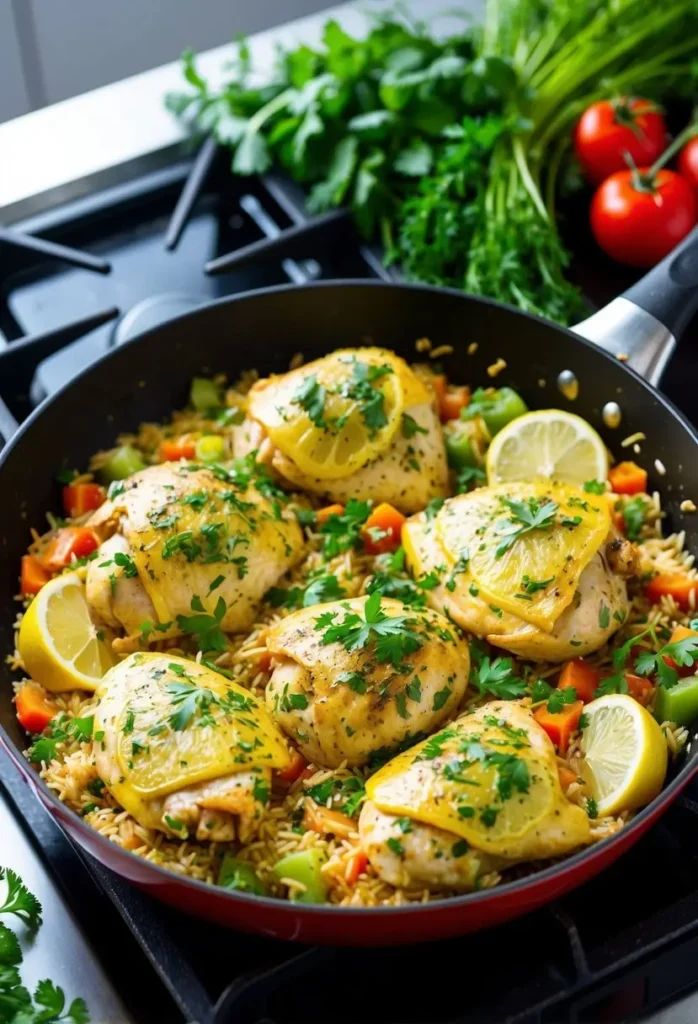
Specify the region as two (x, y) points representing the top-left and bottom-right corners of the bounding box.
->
(2, 282), (697, 794)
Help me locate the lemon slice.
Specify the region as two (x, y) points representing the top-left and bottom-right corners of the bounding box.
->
(248, 348), (417, 480)
(486, 409), (608, 487)
(18, 572), (116, 693)
(579, 694), (667, 816)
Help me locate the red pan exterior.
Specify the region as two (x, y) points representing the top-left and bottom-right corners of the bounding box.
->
(2, 281), (698, 945)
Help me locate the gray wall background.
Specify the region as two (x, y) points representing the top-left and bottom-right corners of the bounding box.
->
(0, 0), (331, 123)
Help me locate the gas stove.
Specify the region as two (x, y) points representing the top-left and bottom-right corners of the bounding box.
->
(4, 6), (698, 1021)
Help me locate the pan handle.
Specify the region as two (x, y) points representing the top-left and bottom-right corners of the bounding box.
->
(572, 225), (698, 386)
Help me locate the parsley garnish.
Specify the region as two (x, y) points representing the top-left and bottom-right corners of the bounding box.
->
(495, 496), (558, 558)
(341, 360), (393, 435)
(531, 678), (578, 712)
(318, 498), (372, 558)
(386, 837), (404, 857)
(520, 574), (554, 594)
(598, 601), (610, 629)
(267, 572), (346, 609)
(587, 797), (598, 819)
(176, 594), (228, 652)
(455, 466), (486, 493)
(470, 653), (527, 700)
(401, 413), (428, 438)
(294, 373), (326, 427)
(583, 480), (606, 495)
(0, 868), (42, 930)
(315, 591), (423, 667)
(620, 495), (649, 541)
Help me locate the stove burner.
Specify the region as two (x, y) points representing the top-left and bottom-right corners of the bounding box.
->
(110, 293), (204, 346)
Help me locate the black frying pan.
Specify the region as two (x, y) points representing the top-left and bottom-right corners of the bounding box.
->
(1, 227), (698, 944)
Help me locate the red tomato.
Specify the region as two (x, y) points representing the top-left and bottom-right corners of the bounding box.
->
(590, 168), (696, 268)
(678, 137), (698, 195)
(574, 99), (667, 185)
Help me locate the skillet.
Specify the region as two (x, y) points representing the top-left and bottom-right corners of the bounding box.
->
(1, 228), (698, 946)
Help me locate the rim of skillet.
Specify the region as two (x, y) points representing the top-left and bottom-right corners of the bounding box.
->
(2, 277), (697, 920)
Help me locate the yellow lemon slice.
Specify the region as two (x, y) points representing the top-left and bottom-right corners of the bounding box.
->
(486, 409), (608, 487)
(247, 348), (420, 480)
(18, 572), (116, 693)
(579, 694), (667, 816)
(435, 482), (610, 630)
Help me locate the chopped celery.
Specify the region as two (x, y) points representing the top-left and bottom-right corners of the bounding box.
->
(464, 387), (528, 436)
(654, 676), (698, 726)
(191, 377), (222, 413)
(273, 848), (328, 903)
(195, 435), (226, 463)
(218, 854), (267, 896)
(101, 445), (146, 482)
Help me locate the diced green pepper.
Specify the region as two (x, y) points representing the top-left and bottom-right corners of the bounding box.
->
(195, 435), (226, 463)
(444, 425), (478, 469)
(464, 387), (528, 437)
(218, 854), (267, 896)
(100, 445), (146, 482)
(190, 377), (222, 413)
(273, 848), (328, 904)
(654, 676), (698, 726)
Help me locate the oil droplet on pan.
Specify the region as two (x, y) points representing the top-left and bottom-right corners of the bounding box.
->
(557, 369), (579, 401)
(602, 401), (622, 429)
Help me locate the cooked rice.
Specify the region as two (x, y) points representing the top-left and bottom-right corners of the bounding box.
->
(9, 381), (693, 908)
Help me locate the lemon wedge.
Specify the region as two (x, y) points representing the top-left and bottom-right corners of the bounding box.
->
(486, 409), (608, 487)
(579, 694), (667, 816)
(18, 572), (116, 693)
(247, 348), (419, 481)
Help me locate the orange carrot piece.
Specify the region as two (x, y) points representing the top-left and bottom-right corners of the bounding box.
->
(430, 374), (448, 415)
(557, 764), (578, 790)
(159, 438), (196, 462)
(646, 574), (698, 611)
(439, 386), (470, 422)
(276, 749), (308, 785)
(609, 461), (648, 495)
(15, 682), (57, 734)
(21, 555), (50, 596)
(361, 503), (407, 555)
(558, 658), (600, 704)
(62, 482), (106, 518)
(41, 527), (99, 571)
(345, 849), (369, 886)
(533, 700), (583, 754)
(303, 799), (357, 839)
(625, 673), (654, 706)
(315, 504), (345, 527)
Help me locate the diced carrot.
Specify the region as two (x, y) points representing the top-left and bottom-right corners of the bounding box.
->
(276, 749), (308, 785)
(430, 374), (448, 416)
(361, 503), (407, 555)
(625, 673), (654, 706)
(646, 574), (698, 611)
(557, 764), (578, 790)
(303, 799), (357, 839)
(15, 682), (57, 734)
(41, 527), (99, 572)
(159, 438), (196, 462)
(345, 849), (369, 886)
(533, 700), (583, 754)
(664, 624), (698, 674)
(21, 555), (50, 596)
(439, 386), (470, 422)
(608, 461), (648, 496)
(257, 650), (273, 674)
(558, 658), (600, 704)
(62, 482), (106, 518)
(611, 503), (626, 533)
(316, 504), (345, 527)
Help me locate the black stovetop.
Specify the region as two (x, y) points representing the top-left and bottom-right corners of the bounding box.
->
(2, 142), (698, 1024)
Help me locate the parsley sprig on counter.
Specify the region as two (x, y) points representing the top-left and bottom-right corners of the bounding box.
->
(167, 2), (698, 326)
(0, 867), (89, 1023)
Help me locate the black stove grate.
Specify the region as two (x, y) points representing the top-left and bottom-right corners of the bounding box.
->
(3, 140), (698, 1024)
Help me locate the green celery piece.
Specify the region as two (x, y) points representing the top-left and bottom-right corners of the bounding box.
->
(190, 377), (222, 412)
(655, 676), (698, 727)
(218, 854), (267, 895)
(101, 445), (145, 482)
(273, 848), (328, 903)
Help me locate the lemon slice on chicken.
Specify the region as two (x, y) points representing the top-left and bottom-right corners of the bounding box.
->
(435, 481), (610, 631)
(247, 349), (419, 481)
(487, 409), (608, 487)
(18, 573), (116, 693)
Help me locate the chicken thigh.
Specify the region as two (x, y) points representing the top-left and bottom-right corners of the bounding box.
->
(266, 594), (470, 767)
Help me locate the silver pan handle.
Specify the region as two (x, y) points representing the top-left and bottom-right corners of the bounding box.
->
(572, 225), (698, 386)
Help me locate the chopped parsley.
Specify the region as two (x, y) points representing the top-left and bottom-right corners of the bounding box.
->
(401, 413), (428, 438)
(317, 498), (372, 559)
(176, 594), (228, 652)
(583, 479), (606, 495)
(341, 360), (393, 435)
(587, 797), (598, 819)
(455, 465), (486, 494)
(267, 572), (346, 610)
(315, 591), (423, 667)
(294, 373), (326, 427)
(495, 496), (559, 558)
(620, 495), (649, 541)
(470, 652), (528, 700)
(598, 601), (610, 629)
(531, 678), (578, 712)
(386, 837), (404, 857)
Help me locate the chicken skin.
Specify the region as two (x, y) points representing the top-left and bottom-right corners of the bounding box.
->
(85, 462), (304, 642)
(94, 653), (289, 840)
(265, 594), (470, 768)
(243, 348), (448, 514)
(360, 701), (590, 891)
(403, 481), (634, 662)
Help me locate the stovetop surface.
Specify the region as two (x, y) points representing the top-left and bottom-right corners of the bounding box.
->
(3, 147), (698, 1024)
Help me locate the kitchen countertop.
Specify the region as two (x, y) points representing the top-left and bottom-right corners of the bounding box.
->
(0, 0), (475, 223)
